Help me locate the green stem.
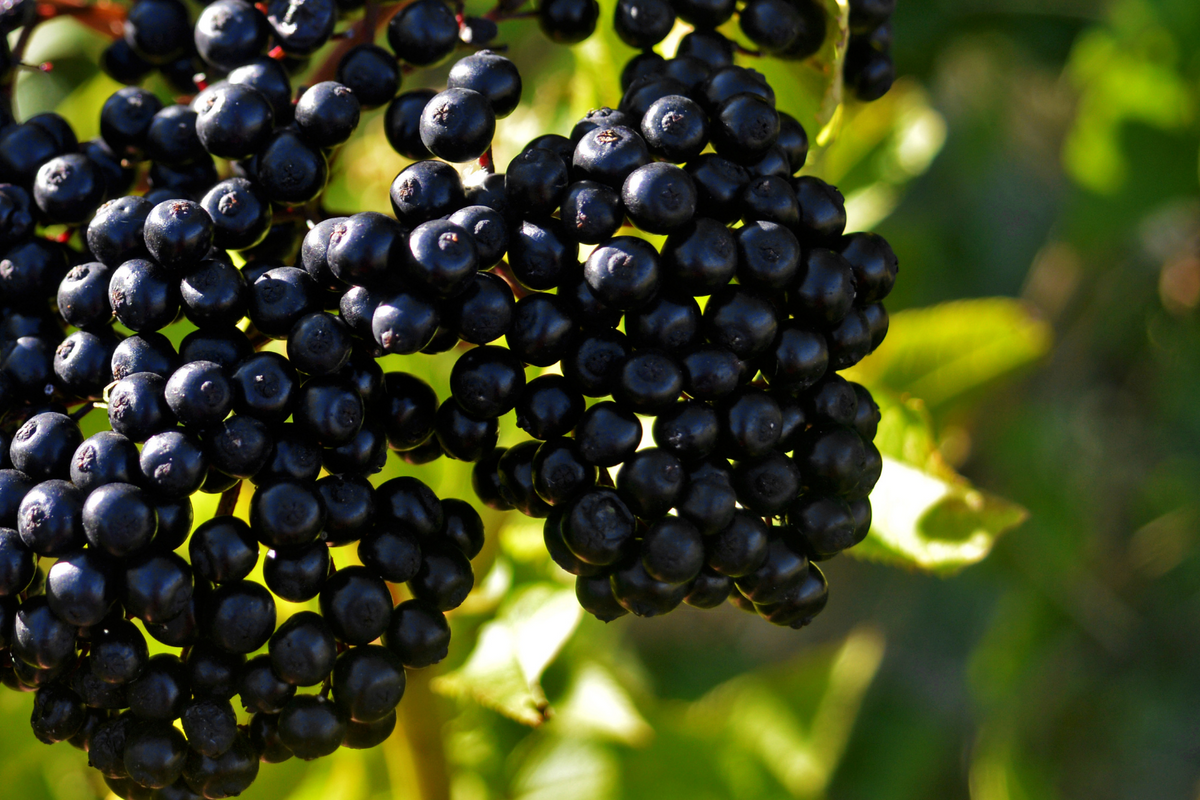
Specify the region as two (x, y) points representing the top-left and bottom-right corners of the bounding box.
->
(397, 667), (451, 800)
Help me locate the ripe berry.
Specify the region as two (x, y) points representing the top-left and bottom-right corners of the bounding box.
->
(710, 94), (779, 163)
(538, 0), (600, 43)
(384, 600), (451, 668)
(574, 401), (642, 467)
(563, 487), (635, 565)
(642, 95), (709, 167)
(584, 236), (661, 309)
(562, 330), (629, 397)
(388, 0), (459, 66)
(622, 162), (697, 234)
(448, 51), (523, 118)
(319, 566), (392, 645)
(420, 88), (496, 163)
(194, 83), (275, 161)
(515, 374), (584, 439)
(337, 44), (402, 109)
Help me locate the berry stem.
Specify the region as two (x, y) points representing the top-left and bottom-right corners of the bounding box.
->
(478, 145), (494, 174)
(306, 0), (409, 88)
(395, 667), (451, 800)
(216, 481), (242, 517)
(68, 402), (94, 422)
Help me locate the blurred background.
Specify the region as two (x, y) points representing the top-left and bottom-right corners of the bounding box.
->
(5, 0), (1200, 798)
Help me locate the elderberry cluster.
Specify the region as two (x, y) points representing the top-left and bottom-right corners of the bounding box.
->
(0, 0), (898, 794)
(428, 55), (895, 627)
(98, 0), (559, 102)
(844, 0), (896, 101)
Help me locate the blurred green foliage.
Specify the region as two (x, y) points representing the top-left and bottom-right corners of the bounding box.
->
(6, 0), (1200, 797)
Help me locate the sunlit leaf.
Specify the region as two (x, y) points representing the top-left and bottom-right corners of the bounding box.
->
(1063, 26), (1194, 194)
(510, 737), (619, 800)
(845, 298), (1053, 413)
(432, 584), (582, 725)
(851, 393), (1028, 573)
(553, 663), (653, 746)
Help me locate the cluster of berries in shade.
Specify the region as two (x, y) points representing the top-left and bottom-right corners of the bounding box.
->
(844, 0), (896, 101)
(582, 0), (895, 106)
(0, 0), (900, 794)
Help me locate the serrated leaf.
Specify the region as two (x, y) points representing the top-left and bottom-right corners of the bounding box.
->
(851, 392), (1027, 573)
(431, 584), (582, 726)
(845, 298), (1053, 413)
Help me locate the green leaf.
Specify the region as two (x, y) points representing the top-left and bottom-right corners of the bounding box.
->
(510, 737), (619, 800)
(431, 584), (582, 726)
(845, 298), (1053, 413)
(622, 627), (885, 800)
(850, 392), (1028, 573)
(553, 663), (653, 746)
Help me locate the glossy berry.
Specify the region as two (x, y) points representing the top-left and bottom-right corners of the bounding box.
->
(384, 600), (451, 668)
(194, 0), (270, 71)
(295, 82), (361, 147)
(441, 271), (515, 345)
(230, 352), (299, 424)
(108, 258), (181, 333)
(83, 482), (157, 558)
(575, 401), (642, 467)
(562, 330), (629, 397)
(269, 611), (336, 687)
(293, 376), (364, 447)
(711, 94), (779, 163)
(390, 159), (466, 227)
(277, 695), (346, 761)
(560, 180), (624, 244)
(337, 44), (402, 109)
(194, 83), (275, 161)
(622, 162), (697, 234)
(506, 292), (576, 367)
(641, 516), (704, 584)
(319, 566), (392, 645)
(494, 441), (552, 518)
(584, 236), (660, 309)
(388, 0), (459, 66)
(614, 349), (684, 414)
(539, 0), (600, 42)
(406, 219), (479, 297)
(450, 345), (526, 419)
(18, 480), (85, 558)
(419, 88), (495, 163)
(610, 555), (688, 616)
(614, 0), (676, 49)
(384, 90), (437, 159)
(189, 517), (258, 585)
(410, 539), (474, 610)
(262, 541), (329, 603)
(562, 487), (635, 565)
(287, 312), (352, 376)
(250, 480), (326, 550)
(448, 51), (522, 118)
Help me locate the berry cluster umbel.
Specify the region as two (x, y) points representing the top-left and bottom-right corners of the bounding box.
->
(0, 0), (898, 796)
(845, 0), (896, 101)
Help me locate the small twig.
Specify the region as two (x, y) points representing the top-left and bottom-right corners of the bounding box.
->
(68, 402), (94, 422)
(216, 481), (242, 517)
